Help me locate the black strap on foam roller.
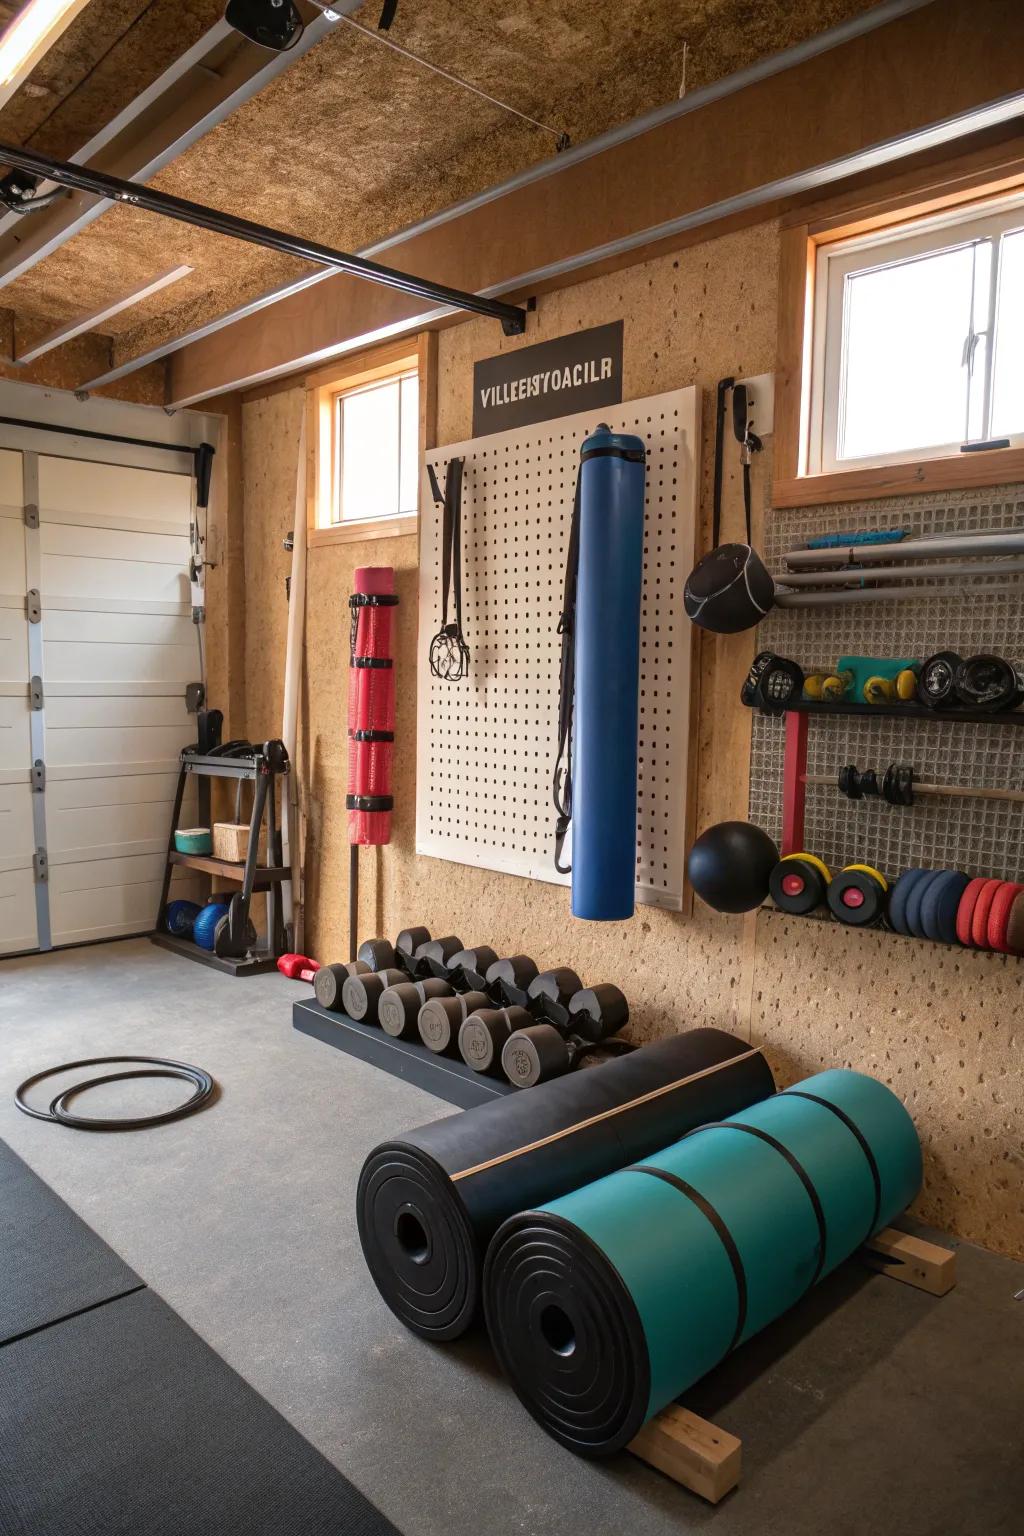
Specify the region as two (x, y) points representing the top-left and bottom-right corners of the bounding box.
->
(351, 656), (393, 670)
(351, 729), (395, 743)
(345, 794), (394, 812)
(552, 468), (582, 875)
(783, 1088), (882, 1240)
(355, 1029), (775, 1341)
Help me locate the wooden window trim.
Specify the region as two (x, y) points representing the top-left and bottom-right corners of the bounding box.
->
(773, 136), (1024, 509)
(306, 331), (436, 548)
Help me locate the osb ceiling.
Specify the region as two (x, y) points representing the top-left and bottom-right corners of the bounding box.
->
(0, 0), (876, 384)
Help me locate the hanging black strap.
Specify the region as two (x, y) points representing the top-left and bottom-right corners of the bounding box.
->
(552, 467), (582, 874)
(427, 458), (470, 681)
(712, 375), (760, 548)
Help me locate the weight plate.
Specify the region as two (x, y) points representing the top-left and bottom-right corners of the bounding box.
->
(826, 869), (885, 927)
(769, 857), (827, 916)
(887, 868), (931, 936)
(970, 878), (1003, 949)
(919, 870), (970, 945)
(904, 870), (943, 939)
(986, 882), (1024, 953)
(843, 862), (889, 893)
(953, 654), (1018, 712)
(955, 877), (989, 948)
(1005, 890), (1024, 954)
(918, 651), (961, 708)
(781, 851), (832, 883)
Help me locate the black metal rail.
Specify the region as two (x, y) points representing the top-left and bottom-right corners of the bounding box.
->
(0, 141), (529, 336)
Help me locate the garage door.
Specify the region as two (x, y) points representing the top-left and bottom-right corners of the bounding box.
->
(1, 447), (202, 954)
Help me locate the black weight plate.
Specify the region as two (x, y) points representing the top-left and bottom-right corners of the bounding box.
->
(919, 870), (970, 945)
(887, 868), (931, 936)
(768, 858), (827, 916)
(826, 869), (885, 928)
(917, 651), (961, 708)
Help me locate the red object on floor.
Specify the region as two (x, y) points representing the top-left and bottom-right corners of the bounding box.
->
(348, 566), (398, 846)
(277, 953), (320, 982)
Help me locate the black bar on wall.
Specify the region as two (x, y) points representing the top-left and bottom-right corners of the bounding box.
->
(0, 141), (530, 336)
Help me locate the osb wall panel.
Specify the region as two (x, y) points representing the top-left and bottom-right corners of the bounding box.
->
(233, 218), (1023, 1260)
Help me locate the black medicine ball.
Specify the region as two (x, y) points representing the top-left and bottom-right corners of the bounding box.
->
(684, 542), (775, 633)
(688, 820), (779, 913)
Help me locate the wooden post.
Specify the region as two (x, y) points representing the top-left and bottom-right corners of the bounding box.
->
(629, 1404), (741, 1504)
(862, 1227), (957, 1296)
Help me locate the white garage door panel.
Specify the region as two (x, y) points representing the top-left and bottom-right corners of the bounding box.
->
(47, 723), (192, 769)
(0, 601), (29, 691)
(51, 771), (188, 810)
(41, 552), (190, 606)
(46, 694), (190, 729)
(48, 783), (196, 858)
(41, 522), (189, 567)
(0, 780), (35, 863)
(0, 866), (37, 953)
(0, 695), (31, 772)
(50, 865), (202, 946)
(39, 457), (192, 526)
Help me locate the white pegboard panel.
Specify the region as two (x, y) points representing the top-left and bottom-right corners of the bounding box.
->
(749, 483), (1024, 883)
(416, 389), (699, 909)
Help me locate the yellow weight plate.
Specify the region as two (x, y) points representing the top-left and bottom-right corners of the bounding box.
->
(782, 851), (832, 883)
(843, 861), (888, 892)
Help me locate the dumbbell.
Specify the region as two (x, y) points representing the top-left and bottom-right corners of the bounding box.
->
(567, 983), (629, 1042)
(378, 977), (454, 1039)
(417, 990), (491, 1055)
(277, 953), (320, 983)
(526, 967), (583, 1027)
(358, 937), (399, 971)
(458, 1005), (533, 1075)
(340, 967), (407, 1024)
(411, 935), (464, 980)
(769, 853), (831, 915)
(395, 926), (431, 973)
(863, 667), (917, 704)
(501, 1025), (635, 1089)
(446, 945), (500, 992)
(313, 959), (371, 1011)
(485, 954), (539, 1007)
(826, 863), (888, 927)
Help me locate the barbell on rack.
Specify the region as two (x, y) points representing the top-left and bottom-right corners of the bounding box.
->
(804, 763), (1024, 807)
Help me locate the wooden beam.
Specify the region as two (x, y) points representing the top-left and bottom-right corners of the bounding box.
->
(168, 0), (1024, 405)
(630, 1404), (741, 1504)
(16, 265), (192, 364)
(862, 1227), (958, 1296)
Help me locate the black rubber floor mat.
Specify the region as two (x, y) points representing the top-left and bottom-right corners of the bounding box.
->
(0, 1138), (142, 1346)
(0, 1286), (401, 1536)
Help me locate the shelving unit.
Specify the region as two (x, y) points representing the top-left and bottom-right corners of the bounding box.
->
(151, 747), (291, 977)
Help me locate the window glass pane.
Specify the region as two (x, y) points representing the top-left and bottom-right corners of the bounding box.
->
(399, 373), (419, 514)
(990, 228), (1024, 438)
(339, 379), (400, 521)
(838, 244), (976, 461)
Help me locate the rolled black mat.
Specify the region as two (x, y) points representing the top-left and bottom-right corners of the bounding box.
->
(356, 1028), (774, 1340)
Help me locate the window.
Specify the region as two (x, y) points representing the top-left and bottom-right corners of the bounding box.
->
(334, 370), (419, 525)
(809, 193), (1024, 474)
(308, 337), (432, 543)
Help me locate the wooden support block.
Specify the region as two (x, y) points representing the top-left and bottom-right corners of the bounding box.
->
(629, 1403), (741, 1504)
(861, 1226), (957, 1296)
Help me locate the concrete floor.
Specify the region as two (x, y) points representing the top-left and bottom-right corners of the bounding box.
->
(1, 938), (1022, 1536)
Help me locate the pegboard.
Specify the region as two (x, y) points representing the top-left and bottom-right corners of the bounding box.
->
(416, 389), (699, 909)
(749, 483), (1024, 885)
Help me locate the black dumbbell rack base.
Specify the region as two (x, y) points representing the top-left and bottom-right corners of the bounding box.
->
(292, 998), (515, 1109)
(151, 930), (280, 977)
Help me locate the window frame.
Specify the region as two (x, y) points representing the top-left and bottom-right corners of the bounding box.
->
(773, 140), (1024, 509)
(306, 333), (435, 547)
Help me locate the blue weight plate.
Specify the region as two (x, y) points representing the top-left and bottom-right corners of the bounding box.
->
(919, 870), (970, 945)
(904, 869), (943, 939)
(887, 868), (931, 936)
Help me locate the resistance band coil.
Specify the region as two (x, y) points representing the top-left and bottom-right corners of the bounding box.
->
(15, 1056), (215, 1130)
(348, 567), (397, 846)
(356, 1028), (774, 1340)
(553, 424), (647, 918)
(427, 457), (470, 681)
(483, 1068), (921, 1457)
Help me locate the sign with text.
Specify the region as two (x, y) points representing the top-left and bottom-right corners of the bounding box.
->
(472, 320), (623, 437)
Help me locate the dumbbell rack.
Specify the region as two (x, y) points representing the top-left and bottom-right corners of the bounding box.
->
(151, 748), (291, 977)
(765, 699), (1024, 859)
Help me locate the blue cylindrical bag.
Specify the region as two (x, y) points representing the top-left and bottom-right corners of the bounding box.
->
(558, 424), (646, 921)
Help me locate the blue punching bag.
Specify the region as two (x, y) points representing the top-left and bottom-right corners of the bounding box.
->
(554, 424), (646, 920)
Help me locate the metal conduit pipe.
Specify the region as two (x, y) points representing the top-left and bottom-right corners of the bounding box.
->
(784, 531), (1024, 569)
(775, 579), (1024, 607)
(779, 558), (1024, 586)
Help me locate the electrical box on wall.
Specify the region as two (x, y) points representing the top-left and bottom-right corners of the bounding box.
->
(416, 388), (700, 911)
(735, 373), (774, 439)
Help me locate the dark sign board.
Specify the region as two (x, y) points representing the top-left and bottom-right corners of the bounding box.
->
(472, 320), (623, 437)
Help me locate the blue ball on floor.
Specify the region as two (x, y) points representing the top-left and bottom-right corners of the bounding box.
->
(193, 900), (230, 951)
(165, 899), (201, 938)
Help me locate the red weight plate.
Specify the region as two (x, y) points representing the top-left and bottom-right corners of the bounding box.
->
(1006, 890), (1024, 955)
(970, 879), (1003, 949)
(956, 877), (989, 948)
(986, 882), (1024, 954)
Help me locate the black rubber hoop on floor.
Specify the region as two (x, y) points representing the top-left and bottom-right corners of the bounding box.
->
(15, 1056), (216, 1131)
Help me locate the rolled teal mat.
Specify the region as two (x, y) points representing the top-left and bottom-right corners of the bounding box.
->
(483, 1068), (921, 1457)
